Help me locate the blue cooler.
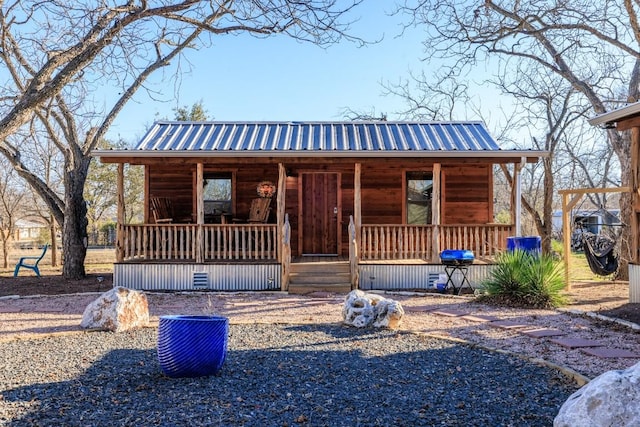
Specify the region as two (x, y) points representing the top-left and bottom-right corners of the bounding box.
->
(506, 236), (541, 255)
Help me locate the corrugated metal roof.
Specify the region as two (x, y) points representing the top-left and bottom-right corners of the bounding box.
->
(134, 121), (502, 153)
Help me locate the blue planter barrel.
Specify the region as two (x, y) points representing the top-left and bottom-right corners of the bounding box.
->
(157, 315), (229, 378)
(506, 236), (541, 255)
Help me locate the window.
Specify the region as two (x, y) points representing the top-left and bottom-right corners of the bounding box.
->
(406, 172), (433, 224)
(203, 174), (232, 215)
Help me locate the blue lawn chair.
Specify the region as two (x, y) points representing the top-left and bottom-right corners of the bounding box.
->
(14, 245), (48, 277)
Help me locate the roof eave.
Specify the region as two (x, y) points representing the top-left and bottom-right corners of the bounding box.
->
(92, 149), (548, 160)
(588, 101), (640, 127)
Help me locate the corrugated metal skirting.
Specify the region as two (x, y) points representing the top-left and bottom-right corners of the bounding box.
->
(358, 264), (495, 291)
(629, 264), (640, 303)
(114, 263), (281, 291)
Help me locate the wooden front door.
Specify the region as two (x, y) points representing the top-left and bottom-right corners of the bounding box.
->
(300, 172), (340, 255)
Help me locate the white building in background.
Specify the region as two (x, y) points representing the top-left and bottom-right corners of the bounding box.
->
(552, 209), (621, 234)
(552, 208), (621, 250)
(13, 218), (48, 249)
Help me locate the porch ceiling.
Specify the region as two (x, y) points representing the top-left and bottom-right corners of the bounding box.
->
(94, 121), (548, 162)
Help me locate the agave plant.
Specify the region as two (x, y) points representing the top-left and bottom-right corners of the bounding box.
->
(480, 249), (567, 308)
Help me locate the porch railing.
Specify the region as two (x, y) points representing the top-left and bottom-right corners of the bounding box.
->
(360, 224), (513, 261)
(120, 223), (278, 262)
(361, 224), (434, 260)
(440, 224), (512, 258)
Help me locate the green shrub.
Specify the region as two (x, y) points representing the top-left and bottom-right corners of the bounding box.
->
(479, 250), (568, 309)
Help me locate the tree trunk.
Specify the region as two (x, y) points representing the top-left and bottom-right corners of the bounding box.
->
(62, 159), (90, 279)
(541, 156), (554, 255)
(1, 237), (7, 269)
(49, 218), (58, 266)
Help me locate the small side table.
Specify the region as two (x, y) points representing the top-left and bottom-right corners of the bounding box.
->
(444, 265), (472, 295)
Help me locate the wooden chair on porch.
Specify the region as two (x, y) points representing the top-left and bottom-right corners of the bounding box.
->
(150, 197), (175, 224)
(233, 198), (272, 223)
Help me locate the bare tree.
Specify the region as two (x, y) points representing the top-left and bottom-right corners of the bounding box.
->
(0, 159), (25, 268)
(0, 0), (364, 279)
(19, 127), (65, 266)
(496, 71), (591, 253)
(398, 0), (640, 276)
(85, 147), (118, 245)
(382, 71), (473, 121)
(340, 107), (388, 121)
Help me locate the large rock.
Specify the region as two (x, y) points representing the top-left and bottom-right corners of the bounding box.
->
(554, 361), (640, 427)
(81, 287), (149, 332)
(342, 290), (404, 329)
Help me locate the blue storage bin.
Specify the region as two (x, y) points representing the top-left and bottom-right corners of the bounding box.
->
(506, 236), (541, 254)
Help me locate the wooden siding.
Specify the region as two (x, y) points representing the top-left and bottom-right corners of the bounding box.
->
(145, 159), (497, 257)
(442, 165), (492, 224)
(361, 163), (404, 225)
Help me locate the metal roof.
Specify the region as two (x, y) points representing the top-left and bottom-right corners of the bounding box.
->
(94, 121), (546, 159)
(588, 101), (640, 127)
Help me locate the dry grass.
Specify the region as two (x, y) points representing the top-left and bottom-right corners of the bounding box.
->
(0, 247), (114, 276)
(568, 252), (616, 282)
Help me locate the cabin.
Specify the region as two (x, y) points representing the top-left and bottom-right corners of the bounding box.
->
(93, 121), (545, 293)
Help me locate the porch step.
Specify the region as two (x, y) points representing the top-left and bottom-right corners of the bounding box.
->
(288, 261), (352, 295)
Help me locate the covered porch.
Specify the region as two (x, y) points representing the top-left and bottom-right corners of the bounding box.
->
(95, 121), (544, 292)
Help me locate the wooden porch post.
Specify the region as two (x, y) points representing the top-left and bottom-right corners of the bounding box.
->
(431, 163), (441, 262)
(116, 163), (125, 262)
(561, 192), (581, 290)
(510, 162), (523, 236)
(277, 163), (286, 262)
(515, 158), (525, 237)
(196, 163), (204, 263)
(354, 163), (362, 252)
(278, 164), (288, 290)
(353, 163), (362, 288)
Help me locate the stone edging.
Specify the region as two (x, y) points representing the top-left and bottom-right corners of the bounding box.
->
(557, 308), (640, 331)
(411, 331), (591, 387)
(379, 289), (640, 332)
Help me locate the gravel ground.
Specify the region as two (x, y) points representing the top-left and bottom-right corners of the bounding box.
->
(0, 324), (578, 426)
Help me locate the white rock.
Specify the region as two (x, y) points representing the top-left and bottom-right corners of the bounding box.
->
(80, 287), (149, 332)
(342, 290), (404, 329)
(372, 298), (405, 329)
(554, 361), (640, 427)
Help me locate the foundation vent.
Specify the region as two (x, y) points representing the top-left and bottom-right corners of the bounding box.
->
(192, 271), (209, 289)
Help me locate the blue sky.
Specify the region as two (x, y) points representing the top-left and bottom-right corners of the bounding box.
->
(106, 4), (431, 142)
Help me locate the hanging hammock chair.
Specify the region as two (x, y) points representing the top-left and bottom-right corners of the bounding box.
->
(581, 231), (619, 276)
